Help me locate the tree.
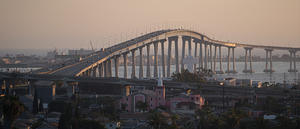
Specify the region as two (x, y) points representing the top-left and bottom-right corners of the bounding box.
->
(147, 111), (167, 129)
(195, 104), (219, 129)
(135, 101), (148, 112)
(220, 109), (247, 129)
(171, 69), (206, 83)
(254, 117), (270, 129)
(168, 114), (179, 129)
(0, 95), (25, 129)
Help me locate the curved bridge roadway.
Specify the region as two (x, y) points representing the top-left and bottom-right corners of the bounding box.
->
(42, 29), (300, 77)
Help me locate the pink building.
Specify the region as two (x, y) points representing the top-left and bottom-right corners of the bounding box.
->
(120, 77), (205, 113)
(120, 77), (165, 112)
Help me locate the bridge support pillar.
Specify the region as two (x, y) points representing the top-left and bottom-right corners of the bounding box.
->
(114, 56), (119, 78)
(264, 49), (274, 73)
(204, 42), (208, 70)
(131, 50), (136, 79)
(294, 51), (297, 72)
(160, 40), (166, 77)
(103, 61), (107, 77)
(167, 39), (172, 77)
(226, 47), (231, 73)
(146, 44), (151, 78)
(232, 47), (237, 73)
(188, 37), (192, 57)
(199, 37), (203, 69)
(92, 67), (97, 77)
(243, 48), (254, 73)
(123, 53), (128, 79)
(154, 42), (159, 78)
(139, 47), (144, 79)
(210, 44), (213, 70)
(249, 49), (253, 73)
(288, 50), (298, 72)
(107, 59), (112, 77)
(87, 69), (92, 77)
(167, 36), (178, 75)
(181, 37), (186, 72)
(98, 63), (103, 77)
(213, 45), (217, 73)
(217, 46), (224, 74)
(194, 39), (198, 72)
(174, 37), (179, 73)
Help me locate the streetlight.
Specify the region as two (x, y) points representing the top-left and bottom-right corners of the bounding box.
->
(219, 82), (224, 113)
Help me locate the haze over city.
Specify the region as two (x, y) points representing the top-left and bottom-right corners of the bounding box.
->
(0, 0), (299, 50)
(1, 1), (300, 129)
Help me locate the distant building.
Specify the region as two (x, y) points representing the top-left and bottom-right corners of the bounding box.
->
(47, 49), (58, 58)
(68, 48), (94, 56)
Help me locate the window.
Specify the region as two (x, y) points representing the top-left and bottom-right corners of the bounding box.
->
(151, 98), (152, 101)
(126, 98), (128, 101)
(191, 97), (194, 100)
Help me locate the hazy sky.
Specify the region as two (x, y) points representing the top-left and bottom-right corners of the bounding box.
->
(0, 0), (299, 49)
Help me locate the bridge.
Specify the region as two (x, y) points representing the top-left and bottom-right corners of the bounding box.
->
(39, 29), (299, 78)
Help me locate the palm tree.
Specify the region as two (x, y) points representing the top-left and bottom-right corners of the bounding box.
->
(1, 95), (25, 129)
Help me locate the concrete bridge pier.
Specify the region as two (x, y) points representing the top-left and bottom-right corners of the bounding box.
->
(199, 36), (204, 69)
(226, 47), (231, 73)
(194, 39), (198, 72)
(87, 69), (92, 77)
(188, 37), (192, 57)
(210, 43), (213, 70)
(92, 66), (97, 77)
(139, 47), (144, 79)
(167, 39), (172, 77)
(216, 45), (224, 74)
(167, 36), (179, 73)
(213, 45), (217, 73)
(232, 47), (237, 73)
(294, 51), (297, 72)
(114, 56), (120, 78)
(103, 61), (107, 77)
(204, 42), (208, 70)
(249, 49), (253, 73)
(160, 40), (166, 77)
(226, 47), (237, 74)
(123, 53), (128, 79)
(97, 63), (103, 77)
(181, 37), (186, 72)
(243, 48), (254, 73)
(288, 50), (298, 72)
(154, 41), (159, 78)
(107, 59), (112, 77)
(131, 50), (136, 79)
(264, 49), (274, 73)
(174, 37), (179, 73)
(146, 44), (151, 78)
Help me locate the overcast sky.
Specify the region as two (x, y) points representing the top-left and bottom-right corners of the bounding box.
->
(0, 0), (299, 50)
